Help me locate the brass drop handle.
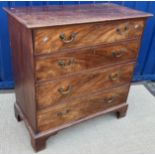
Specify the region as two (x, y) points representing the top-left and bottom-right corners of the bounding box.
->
(112, 49), (126, 58)
(60, 32), (77, 43)
(57, 109), (70, 117)
(58, 85), (72, 95)
(105, 96), (115, 104)
(58, 58), (75, 68)
(109, 72), (120, 81)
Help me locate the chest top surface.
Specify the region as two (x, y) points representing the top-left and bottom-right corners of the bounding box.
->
(4, 3), (152, 28)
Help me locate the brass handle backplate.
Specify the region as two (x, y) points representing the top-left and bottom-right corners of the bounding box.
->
(58, 85), (72, 95)
(112, 48), (126, 58)
(58, 58), (75, 68)
(57, 109), (70, 117)
(60, 32), (77, 43)
(109, 72), (120, 81)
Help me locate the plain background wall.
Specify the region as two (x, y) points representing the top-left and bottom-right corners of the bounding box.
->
(0, 1), (155, 89)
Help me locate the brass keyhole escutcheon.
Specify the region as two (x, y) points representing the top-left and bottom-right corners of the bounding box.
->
(42, 36), (49, 43)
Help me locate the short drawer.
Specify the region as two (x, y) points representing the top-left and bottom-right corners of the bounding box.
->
(37, 85), (129, 132)
(34, 19), (144, 55)
(35, 40), (139, 81)
(36, 62), (134, 109)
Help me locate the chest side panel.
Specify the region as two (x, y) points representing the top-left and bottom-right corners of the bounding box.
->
(8, 15), (37, 132)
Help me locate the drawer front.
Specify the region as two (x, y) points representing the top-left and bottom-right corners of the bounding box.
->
(37, 85), (129, 132)
(34, 19), (144, 55)
(35, 41), (139, 81)
(36, 63), (134, 109)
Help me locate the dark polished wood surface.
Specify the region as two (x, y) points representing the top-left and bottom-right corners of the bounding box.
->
(4, 3), (152, 28)
(8, 16), (37, 132)
(4, 3), (152, 152)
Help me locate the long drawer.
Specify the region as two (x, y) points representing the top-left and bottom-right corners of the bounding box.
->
(37, 85), (129, 132)
(34, 19), (144, 55)
(35, 40), (139, 81)
(36, 62), (134, 109)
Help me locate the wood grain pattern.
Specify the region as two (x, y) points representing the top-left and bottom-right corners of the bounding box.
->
(8, 15), (37, 132)
(37, 84), (130, 132)
(4, 3), (151, 151)
(35, 40), (140, 81)
(34, 19), (144, 55)
(36, 62), (134, 109)
(3, 3), (152, 28)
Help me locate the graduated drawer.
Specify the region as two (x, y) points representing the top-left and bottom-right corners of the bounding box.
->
(35, 40), (139, 81)
(34, 19), (144, 55)
(36, 62), (134, 109)
(37, 85), (129, 132)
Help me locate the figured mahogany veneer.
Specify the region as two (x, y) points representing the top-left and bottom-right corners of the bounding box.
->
(37, 85), (130, 132)
(36, 63), (134, 109)
(34, 19), (144, 55)
(4, 3), (152, 152)
(35, 40), (139, 81)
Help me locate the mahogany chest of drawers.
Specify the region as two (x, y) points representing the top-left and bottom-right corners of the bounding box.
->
(4, 3), (152, 151)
